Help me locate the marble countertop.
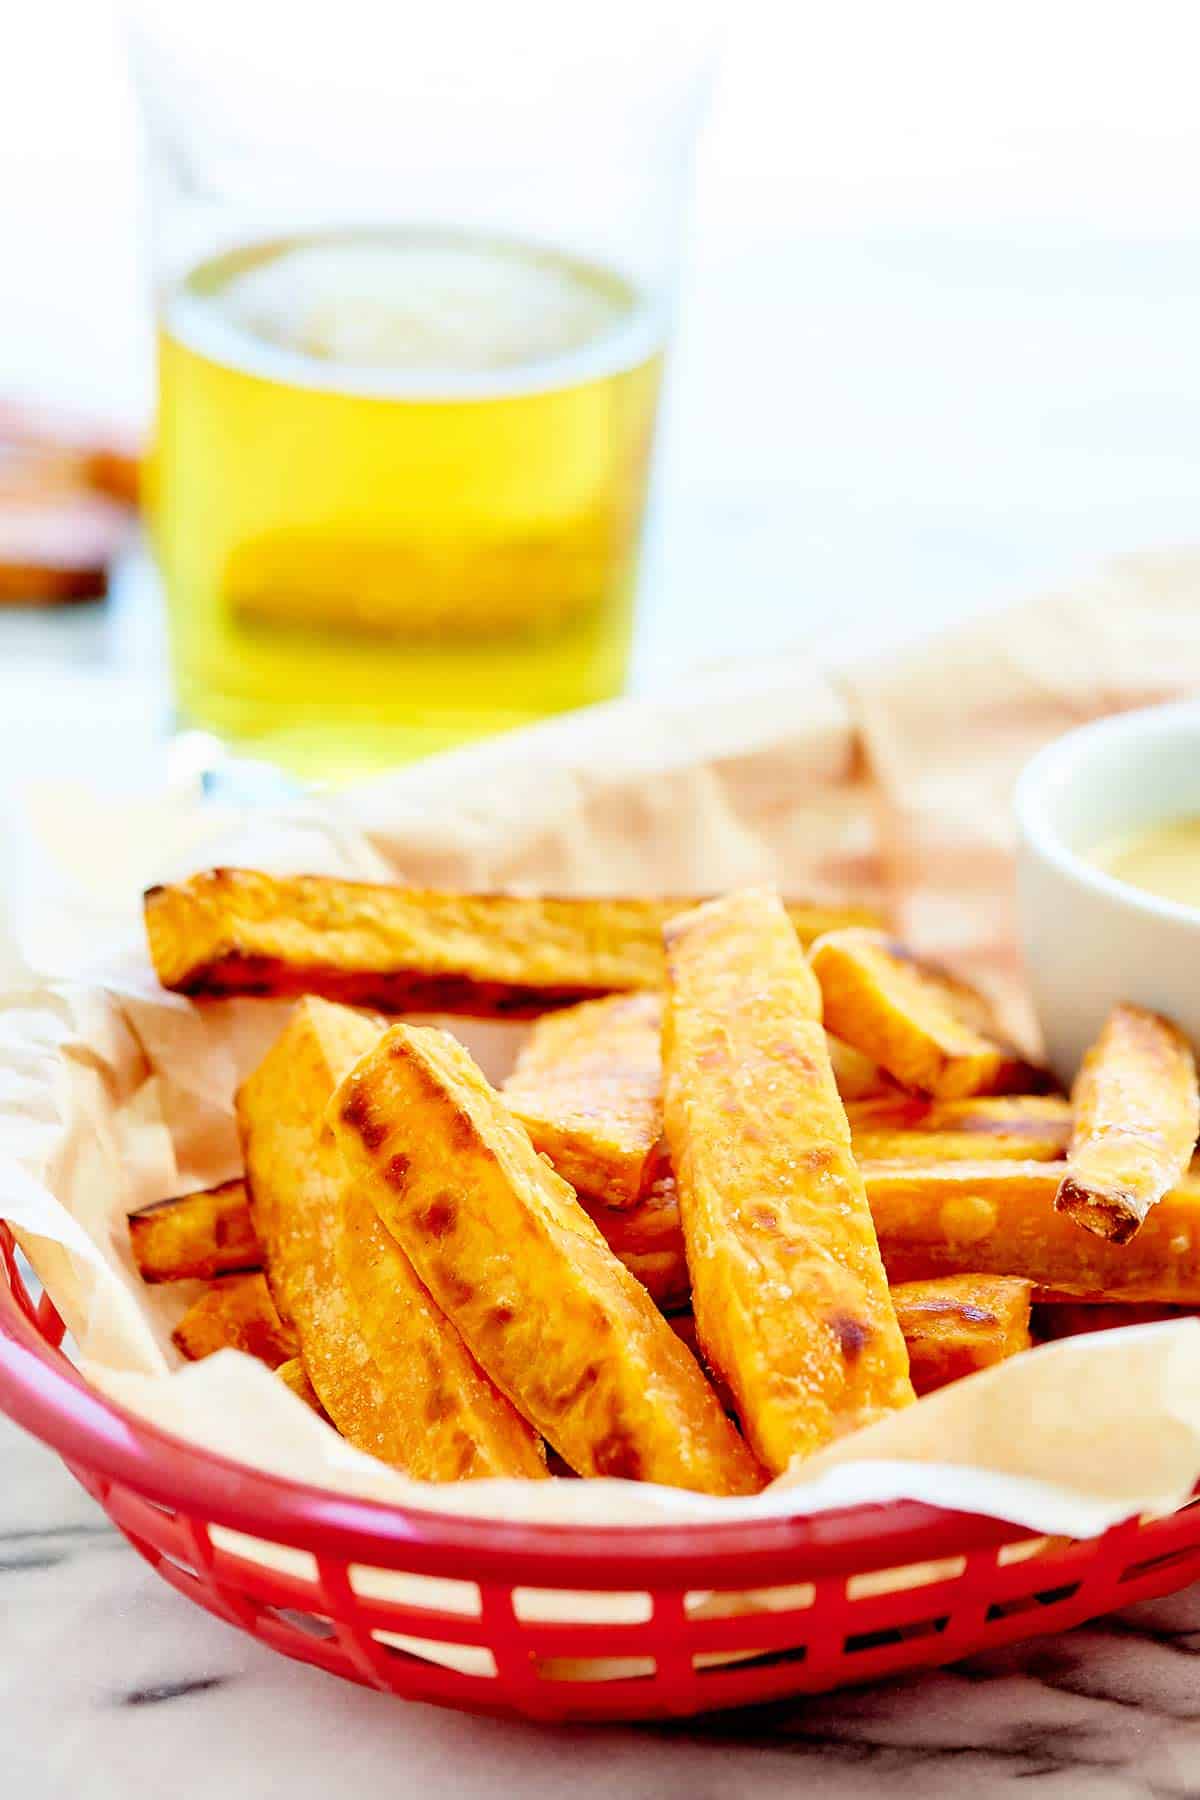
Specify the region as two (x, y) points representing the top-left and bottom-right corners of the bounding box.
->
(5, 1407), (1199, 1799)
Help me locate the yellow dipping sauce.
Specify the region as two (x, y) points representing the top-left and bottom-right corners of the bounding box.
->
(1089, 816), (1200, 909)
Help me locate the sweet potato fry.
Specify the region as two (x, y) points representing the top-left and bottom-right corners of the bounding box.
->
(577, 1174), (691, 1310)
(846, 1094), (1072, 1165)
(827, 1033), (896, 1101)
(503, 993), (667, 1206)
(330, 1023), (762, 1494)
(504, 999), (900, 1209)
(889, 1275), (1033, 1394)
(671, 1277), (1032, 1400)
(171, 1272), (298, 1367)
(586, 1156), (1200, 1310)
(132, 1161), (696, 1306)
(810, 929), (1046, 1099)
(337, 1174), (549, 1478)
(1055, 1004), (1199, 1243)
(144, 868), (878, 1016)
(128, 1179), (261, 1283)
(662, 889), (914, 1474)
(275, 1356), (331, 1417)
(868, 1159), (1200, 1301)
(237, 997), (547, 1480)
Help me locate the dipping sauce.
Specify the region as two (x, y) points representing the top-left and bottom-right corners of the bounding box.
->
(1089, 816), (1200, 909)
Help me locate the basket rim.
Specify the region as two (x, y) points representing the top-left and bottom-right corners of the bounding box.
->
(0, 1222), (1030, 1585)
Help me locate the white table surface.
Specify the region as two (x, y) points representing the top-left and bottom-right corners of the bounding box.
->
(9, 7), (1200, 1792)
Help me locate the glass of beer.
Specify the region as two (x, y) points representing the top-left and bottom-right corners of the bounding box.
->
(128, 2), (713, 783)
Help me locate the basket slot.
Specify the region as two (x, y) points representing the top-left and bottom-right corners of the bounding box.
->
(1119, 1544), (1200, 1586)
(844, 1613), (950, 1654)
(104, 1487), (200, 1576)
(692, 1641), (805, 1676)
(252, 1610), (364, 1683)
(158, 1546), (204, 1583)
(682, 1654), (837, 1712)
(512, 1586), (652, 1624)
(835, 1579), (968, 1638)
(987, 1530), (1122, 1597)
(996, 1534), (1062, 1565)
(264, 1605), (336, 1642)
(121, 1527), (200, 1590)
(534, 1654), (657, 1683)
(986, 1581), (1082, 1622)
(1125, 1501), (1200, 1557)
(372, 1633), (497, 1679)
(847, 1555), (966, 1600)
(352, 1650), (506, 1708)
(208, 1524), (318, 1583)
(325, 1593), (508, 1646)
(684, 1583), (815, 1617)
(348, 1564), (481, 1616)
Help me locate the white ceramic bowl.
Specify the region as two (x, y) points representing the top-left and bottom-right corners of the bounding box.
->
(1015, 700), (1200, 1084)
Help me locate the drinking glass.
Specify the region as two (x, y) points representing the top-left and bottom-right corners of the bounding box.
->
(127, 1), (714, 783)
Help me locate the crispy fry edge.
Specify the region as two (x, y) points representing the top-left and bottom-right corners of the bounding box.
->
(1055, 1004), (1200, 1244)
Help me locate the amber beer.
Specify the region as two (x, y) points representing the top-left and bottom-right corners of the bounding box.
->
(150, 230), (664, 780)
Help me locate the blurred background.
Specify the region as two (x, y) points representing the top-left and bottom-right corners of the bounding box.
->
(5, 0), (1200, 788)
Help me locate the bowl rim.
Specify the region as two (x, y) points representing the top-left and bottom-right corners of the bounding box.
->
(1014, 698), (1200, 931)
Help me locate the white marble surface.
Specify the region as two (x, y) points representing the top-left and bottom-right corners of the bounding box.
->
(8, 1414), (1200, 1799)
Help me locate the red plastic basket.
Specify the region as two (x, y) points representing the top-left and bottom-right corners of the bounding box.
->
(3, 1222), (1199, 1721)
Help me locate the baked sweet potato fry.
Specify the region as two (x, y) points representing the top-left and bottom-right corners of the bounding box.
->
(336, 1173), (549, 1479)
(128, 1179), (261, 1283)
(578, 1174), (691, 1310)
(889, 1275), (1033, 1394)
(504, 1000), (901, 1209)
(846, 1094), (1072, 1165)
(276, 1356), (331, 1417)
(503, 993), (667, 1206)
(171, 1272), (298, 1367)
(584, 1154), (1200, 1311)
(670, 1277), (1032, 1399)
(810, 929), (1046, 1098)
(1055, 1004), (1199, 1244)
(868, 1159), (1200, 1301)
(144, 868), (878, 1016)
(330, 1023), (762, 1494)
(827, 1033), (896, 1101)
(662, 889), (914, 1474)
(237, 997), (547, 1480)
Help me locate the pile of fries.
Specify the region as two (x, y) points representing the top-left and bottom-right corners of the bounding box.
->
(128, 869), (1200, 1494)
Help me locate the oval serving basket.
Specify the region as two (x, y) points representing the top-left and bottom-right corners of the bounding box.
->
(3, 1223), (1200, 1722)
